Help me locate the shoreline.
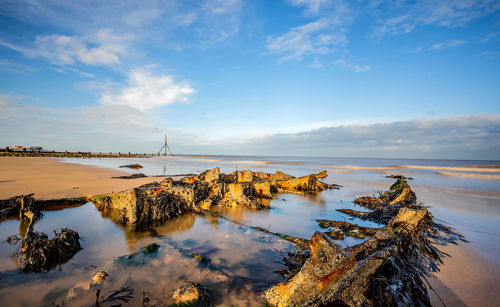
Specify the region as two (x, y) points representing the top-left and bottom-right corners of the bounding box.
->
(0, 157), (161, 199)
(1, 156), (498, 305)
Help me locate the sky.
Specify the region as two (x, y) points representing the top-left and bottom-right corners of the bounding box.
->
(0, 0), (499, 160)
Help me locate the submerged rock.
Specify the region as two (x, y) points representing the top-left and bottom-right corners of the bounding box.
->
(141, 243), (160, 254)
(15, 228), (81, 272)
(92, 271), (109, 284)
(171, 282), (209, 305)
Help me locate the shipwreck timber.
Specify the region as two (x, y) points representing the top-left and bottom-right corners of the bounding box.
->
(262, 177), (465, 306)
(88, 168), (339, 231)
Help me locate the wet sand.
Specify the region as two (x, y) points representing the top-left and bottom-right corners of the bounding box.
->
(1, 156), (499, 306)
(0, 157), (162, 199)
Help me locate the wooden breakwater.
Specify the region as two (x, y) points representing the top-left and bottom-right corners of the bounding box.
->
(0, 150), (153, 158)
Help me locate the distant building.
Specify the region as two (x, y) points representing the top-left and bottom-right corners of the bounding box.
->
(10, 145), (26, 152)
(29, 146), (43, 152)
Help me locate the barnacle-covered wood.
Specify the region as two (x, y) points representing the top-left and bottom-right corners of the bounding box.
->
(263, 176), (465, 306)
(89, 168), (339, 231)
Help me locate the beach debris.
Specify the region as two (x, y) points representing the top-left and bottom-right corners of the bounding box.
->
(89, 168), (339, 231)
(0, 194), (36, 219)
(263, 176), (465, 306)
(189, 252), (211, 266)
(171, 282), (209, 305)
(119, 163), (143, 169)
(13, 228), (82, 272)
(111, 173), (148, 179)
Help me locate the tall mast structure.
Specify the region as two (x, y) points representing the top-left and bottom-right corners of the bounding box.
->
(158, 133), (173, 156)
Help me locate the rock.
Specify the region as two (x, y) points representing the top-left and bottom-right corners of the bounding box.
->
(276, 174), (339, 194)
(112, 173), (148, 179)
(92, 271), (109, 284)
(196, 167), (220, 183)
(171, 282), (209, 304)
(16, 228), (81, 272)
(141, 243), (160, 254)
(119, 164), (143, 169)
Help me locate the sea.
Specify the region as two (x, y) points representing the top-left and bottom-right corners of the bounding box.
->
(0, 155), (499, 306)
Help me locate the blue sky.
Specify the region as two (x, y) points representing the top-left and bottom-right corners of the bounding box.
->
(0, 0), (499, 159)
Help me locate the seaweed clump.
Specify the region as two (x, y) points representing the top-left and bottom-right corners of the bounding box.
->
(13, 228), (82, 272)
(263, 176), (466, 306)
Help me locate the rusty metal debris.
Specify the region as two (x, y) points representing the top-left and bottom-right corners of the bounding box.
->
(262, 177), (465, 306)
(89, 168), (339, 231)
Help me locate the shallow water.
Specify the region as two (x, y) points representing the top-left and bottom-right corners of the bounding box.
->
(1, 155), (499, 306)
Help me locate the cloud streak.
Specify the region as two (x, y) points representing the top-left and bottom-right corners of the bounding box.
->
(371, 0), (500, 40)
(265, 19), (347, 62)
(0, 29), (130, 67)
(429, 40), (465, 50)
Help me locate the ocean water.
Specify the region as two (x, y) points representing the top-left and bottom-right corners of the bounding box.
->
(0, 155), (499, 306)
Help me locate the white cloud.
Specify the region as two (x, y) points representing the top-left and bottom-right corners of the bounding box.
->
(0, 29), (130, 67)
(179, 114), (500, 160)
(287, 0), (325, 15)
(266, 19), (347, 62)
(0, 93), (161, 152)
(371, 0), (500, 40)
(480, 51), (500, 59)
(332, 58), (371, 72)
(100, 70), (195, 111)
(429, 39), (466, 50)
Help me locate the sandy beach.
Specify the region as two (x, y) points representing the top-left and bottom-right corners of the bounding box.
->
(0, 157), (161, 199)
(0, 156), (498, 306)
